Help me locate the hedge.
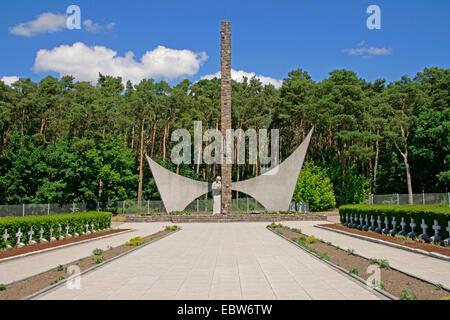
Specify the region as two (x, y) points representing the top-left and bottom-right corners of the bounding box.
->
(339, 205), (450, 239)
(0, 211), (112, 249)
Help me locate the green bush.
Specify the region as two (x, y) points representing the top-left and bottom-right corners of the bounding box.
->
(339, 204), (450, 239)
(0, 211), (111, 249)
(293, 161), (336, 211)
(125, 236), (144, 246)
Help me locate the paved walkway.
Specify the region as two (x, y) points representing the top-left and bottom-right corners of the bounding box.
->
(0, 222), (169, 284)
(284, 221), (450, 288)
(37, 223), (379, 300)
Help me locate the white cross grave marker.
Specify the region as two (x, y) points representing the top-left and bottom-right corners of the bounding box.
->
(399, 217), (407, 235)
(370, 215), (375, 230)
(49, 227), (56, 241)
(65, 225), (72, 238)
(419, 219), (429, 240)
(85, 223), (91, 235)
(91, 222), (95, 233)
(28, 227), (36, 245)
(3, 229), (12, 249)
(58, 224), (64, 240)
(408, 218), (417, 238)
(376, 216), (382, 232)
(390, 217), (397, 235)
(39, 227), (48, 243)
(444, 222), (450, 246)
(430, 220), (441, 242)
(16, 228), (24, 247)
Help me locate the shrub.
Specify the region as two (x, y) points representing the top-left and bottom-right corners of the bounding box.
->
(125, 236), (144, 246)
(92, 248), (104, 256)
(293, 162), (336, 211)
(305, 236), (318, 244)
(339, 204), (450, 239)
(165, 225), (180, 231)
(0, 212), (112, 249)
(372, 280), (386, 290)
(349, 268), (360, 276)
(0, 284), (6, 291)
(369, 258), (391, 269)
(441, 296), (450, 300)
(400, 290), (418, 300)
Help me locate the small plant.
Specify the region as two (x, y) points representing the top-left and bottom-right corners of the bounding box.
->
(400, 290), (418, 300)
(441, 296), (450, 300)
(0, 284), (6, 291)
(318, 252), (330, 261)
(347, 248), (355, 255)
(107, 245), (113, 250)
(349, 268), (360, 276)
(50, 276), (65, 285)
(92, 257), (104, 264)
(435, 283), (443, 291)
(92, 248), (104, 256)
(276, 230), (283, 235)
(369, 258), (390, 269)
(56, 264), (64, 272)
(291, 228), (302, 234)
(372, 280), (386, 290)
(165, 225), (180, 231)
(326, 241), (332, 246)
(125, 236), (144, 246)
(305, 236), (318, 244)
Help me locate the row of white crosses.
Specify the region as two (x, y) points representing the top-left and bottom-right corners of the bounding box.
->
(342, 214), (450, 245)
(2, 222), (109, 248)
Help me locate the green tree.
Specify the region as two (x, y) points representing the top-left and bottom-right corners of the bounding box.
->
(293, 161), (336, 211)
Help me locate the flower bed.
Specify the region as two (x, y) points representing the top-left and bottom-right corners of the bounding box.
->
(0, 212), (112, 249)
(0, 226), (180, 300)
(267, 223), (450, 300)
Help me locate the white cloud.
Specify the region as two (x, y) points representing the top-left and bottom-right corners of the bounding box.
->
(106, 22), (116, 30)
(83, 20), (102, 33)
(83, 20), (116, 32)
(10, 12), (116, 36)
(1, 76), (19, 86)
(33, 42), (208, 84)
(9, 12), (67, 37)
(201, 69), (283, 88)
(344, 46), (392, 56)
(357, 40), (366, 46)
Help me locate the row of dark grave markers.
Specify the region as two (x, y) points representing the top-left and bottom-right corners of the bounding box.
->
(1, 222), (109, 249)
(341, 214), (450, 246)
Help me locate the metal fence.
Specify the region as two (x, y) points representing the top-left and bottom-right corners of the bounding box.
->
(0, 203), (88, 218)
(0, 198), (310, 217)
(366, 193), (450, 206)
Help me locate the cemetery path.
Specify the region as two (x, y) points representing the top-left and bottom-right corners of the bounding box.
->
(284, 221), (450, 288)
(36, 222), (380, 300)
(0, 222), (169, 284)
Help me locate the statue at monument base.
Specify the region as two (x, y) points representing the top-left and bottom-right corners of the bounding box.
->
(212, 176), (222, 215)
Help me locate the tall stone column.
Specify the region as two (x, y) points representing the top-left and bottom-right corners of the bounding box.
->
(220, 21), (232, 215)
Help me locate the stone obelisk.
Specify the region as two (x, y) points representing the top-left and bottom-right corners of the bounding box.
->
(220, 21), (232, 215)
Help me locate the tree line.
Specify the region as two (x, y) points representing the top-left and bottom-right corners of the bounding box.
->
(0, 67), (448, 206)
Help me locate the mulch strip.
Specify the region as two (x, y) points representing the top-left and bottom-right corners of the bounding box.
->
(0, 229), (130, 260)
(318, 224), (450, 258)
(0, 229), (173, 300)
(271, 226), (450, 300)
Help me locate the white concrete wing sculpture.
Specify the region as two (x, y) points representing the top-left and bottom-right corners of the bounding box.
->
(146, 128), (313, 213)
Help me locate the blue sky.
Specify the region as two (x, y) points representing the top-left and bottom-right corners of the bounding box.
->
(1, 0), (449, 87)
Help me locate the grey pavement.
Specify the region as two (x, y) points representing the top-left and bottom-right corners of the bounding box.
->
(284, 221), (450, 288)
(0, 222), (169, 284)
(37, 222), (380, 300)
